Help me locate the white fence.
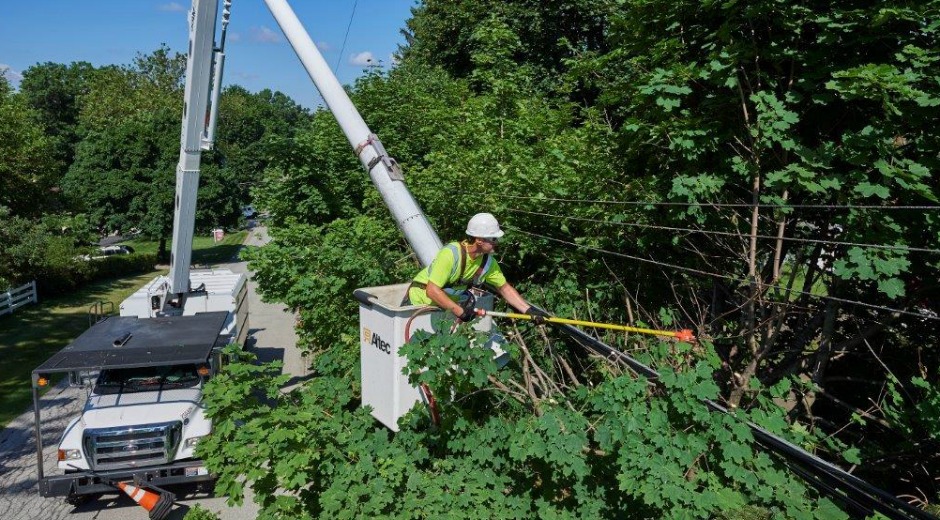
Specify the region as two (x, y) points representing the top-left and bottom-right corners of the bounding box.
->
(0, 281), (38, 316)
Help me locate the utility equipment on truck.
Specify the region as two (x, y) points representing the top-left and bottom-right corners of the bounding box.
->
(259, 0), (506, 430)
(129, 0), (245, 321)
(33, 0), (494, 507)
(31, 0), (247, 506)
(31, 312), (229, 503)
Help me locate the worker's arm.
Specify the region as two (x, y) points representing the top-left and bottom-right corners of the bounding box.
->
(426, 282), (465, 318)
(495, 283), (531, 313)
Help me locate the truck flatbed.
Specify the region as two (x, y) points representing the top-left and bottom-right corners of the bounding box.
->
(33, 311), (229, 375)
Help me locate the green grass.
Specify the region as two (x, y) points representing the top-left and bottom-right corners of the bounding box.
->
(776, 261), (829, 300)
(121, 230), (248, 265)
(0, 270), (164, 426)
(0, 229), (250, 426)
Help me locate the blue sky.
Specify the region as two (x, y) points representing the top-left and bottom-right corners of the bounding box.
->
(0, 0), (418, 109)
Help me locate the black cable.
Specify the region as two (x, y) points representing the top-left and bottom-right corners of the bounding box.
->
(489, 194), (940, 211)
(504, 207), (940, 255)
(334, 0), (359, 72)
(565, 326), (938, 520)
(454, 213), (935, 518)
(506, 224), (939, 322)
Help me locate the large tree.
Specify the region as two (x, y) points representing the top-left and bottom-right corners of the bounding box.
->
(0, 76), (58, 217)
(18, 61), (96, 179)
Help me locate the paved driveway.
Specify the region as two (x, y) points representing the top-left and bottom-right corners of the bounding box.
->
(0, 225), (301, 519)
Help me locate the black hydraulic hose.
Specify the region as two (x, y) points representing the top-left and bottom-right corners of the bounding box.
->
(706, 400), (937, 520)
(536, 308), (658, 380)
(786, 462), (875, 518)
(532, 306), (938, 520)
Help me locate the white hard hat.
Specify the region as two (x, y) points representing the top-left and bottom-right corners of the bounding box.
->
(466, 213), (505, 238)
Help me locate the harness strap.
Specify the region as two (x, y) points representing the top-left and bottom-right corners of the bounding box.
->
(415, 242), (492, 295)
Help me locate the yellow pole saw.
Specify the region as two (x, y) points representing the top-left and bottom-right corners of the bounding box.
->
(475, 309), (696, 343)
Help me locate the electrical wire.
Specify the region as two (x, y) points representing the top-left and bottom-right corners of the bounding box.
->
(333, 0), (359, 72)
(504, 224), (939, 321)
(550, 317), (937, 519)
(504, 207), (940, 255)
(488, 193), (940, 211)
(452, 216), (935, 518)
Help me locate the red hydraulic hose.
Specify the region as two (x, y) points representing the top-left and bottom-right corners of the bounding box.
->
(404, 307), (442, 427)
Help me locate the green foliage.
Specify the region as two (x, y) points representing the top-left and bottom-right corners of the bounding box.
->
(0, 77), (58, 217)
(401, 319), (506, 398)
(243, 215), (413, 359)
(882, 376), (940, 443)
(18, 61), (96, 174)
(208, 0), (940, 515)
(202, 86), (311, 230)
(61, 49), (184, 238)
(182, 504), (221, 520)
(6, 0), (933, 514)
(0, 207), (95, 292)
(202, 334), (844, 518)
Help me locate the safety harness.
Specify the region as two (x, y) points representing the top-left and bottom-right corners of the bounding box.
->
(410, 241), (492, 296)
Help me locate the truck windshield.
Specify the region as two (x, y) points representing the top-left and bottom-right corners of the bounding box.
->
(93, 365), (201, 394)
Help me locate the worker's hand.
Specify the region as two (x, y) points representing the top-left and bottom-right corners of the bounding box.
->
(526, 306), (550, 326)
(458, 306), (478, 323)
(457, 294), (477, 323)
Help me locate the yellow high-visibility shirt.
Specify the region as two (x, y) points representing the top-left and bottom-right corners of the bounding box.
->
(408, 241), (506, 305)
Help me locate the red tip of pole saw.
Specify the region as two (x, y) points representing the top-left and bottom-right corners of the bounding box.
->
(475, 308), (486, 317)
(676, 329), (695, 342)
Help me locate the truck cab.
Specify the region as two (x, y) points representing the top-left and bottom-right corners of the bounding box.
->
(31, 311), (237, 503)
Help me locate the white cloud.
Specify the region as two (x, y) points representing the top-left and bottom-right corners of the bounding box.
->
(251, 26), (283, 44)
(157, 2), (186, 12)
(388, 53), (400, 66)
(235, 71), (259, 81)
(316, 41), (332, 51)
(349, 51), (375, 66)
(227, 32), (242, 43)
(0, 64), (23, 86)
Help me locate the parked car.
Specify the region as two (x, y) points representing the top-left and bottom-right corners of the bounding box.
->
(241, 205), (257, 218)
(80, 245), (135, 261)
(99, 245), (134, 256)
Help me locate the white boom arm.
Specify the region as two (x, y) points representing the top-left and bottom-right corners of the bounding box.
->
(263, 0), (443, 266)
(169, 0), (229, 296)
(169, 0), (441, 301)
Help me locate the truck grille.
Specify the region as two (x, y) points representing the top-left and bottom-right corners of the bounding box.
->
(83, 421), (182, 470)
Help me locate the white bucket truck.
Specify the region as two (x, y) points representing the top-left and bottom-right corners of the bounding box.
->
(30, 0), (247, 506)
(31, 312), (234, 504)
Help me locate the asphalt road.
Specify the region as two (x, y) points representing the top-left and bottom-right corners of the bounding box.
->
(0, 225), (302, 520)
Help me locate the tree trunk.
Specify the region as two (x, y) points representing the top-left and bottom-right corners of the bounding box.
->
(158, 236), (168, 264)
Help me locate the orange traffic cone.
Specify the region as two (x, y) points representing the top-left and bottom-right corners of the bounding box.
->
(116, 481), (174, 520)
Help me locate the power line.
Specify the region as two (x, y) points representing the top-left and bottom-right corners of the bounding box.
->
(463, 215), (938, 518)
(489, 194), (940, 211)
(334, 0), (359, 72)
(504, 208), (940, 254)
(504, 224), (938, 321)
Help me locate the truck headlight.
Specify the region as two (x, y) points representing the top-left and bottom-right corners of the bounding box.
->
(57, 449), (81, 461)
(183, 435), (206, 449)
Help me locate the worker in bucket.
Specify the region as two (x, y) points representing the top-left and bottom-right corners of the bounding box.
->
(403, 212), (549, 324)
